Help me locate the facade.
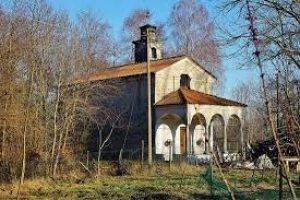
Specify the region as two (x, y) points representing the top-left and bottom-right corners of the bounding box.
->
(79, 24), (247, 162)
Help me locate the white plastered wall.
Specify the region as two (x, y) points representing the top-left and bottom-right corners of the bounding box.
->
(155, 105), (187, 159)
(154, 58), (215, 102)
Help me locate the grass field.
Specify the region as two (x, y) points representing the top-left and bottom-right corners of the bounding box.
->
(0, 161), (299, 199)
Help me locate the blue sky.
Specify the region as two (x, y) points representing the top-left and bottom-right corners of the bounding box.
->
(47, 0), (258, 97)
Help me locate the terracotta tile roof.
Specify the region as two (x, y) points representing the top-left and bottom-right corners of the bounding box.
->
(76, 55), (216, 83)
(76, 56), (184, 83)
(156, 87), (247, 107)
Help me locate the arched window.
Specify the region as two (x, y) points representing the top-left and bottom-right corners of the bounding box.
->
(151, 47), (157, 59)
(180, 74), (191, 88)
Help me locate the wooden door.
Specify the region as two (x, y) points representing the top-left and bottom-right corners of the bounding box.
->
(180, 127), (187, 154)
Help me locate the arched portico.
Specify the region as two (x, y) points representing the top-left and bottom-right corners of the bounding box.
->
(190, 113), (207, 155)
(155, 87), (246, 163)
(156, 123), (173, 161)
(155, 106), (245, 162)
(209, 114), (225, 153)
(155, 113), (183, 161)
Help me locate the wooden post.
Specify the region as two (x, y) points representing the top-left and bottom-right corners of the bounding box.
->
(169, 141), (172, 170)
(297, 163), (300, 184)
(146, 28), (152, 166)
(210, 151), (214, 197)
(210, 122), (214, 197)
(279, 164), (283, 200)
(86, 151), (89, 167)
(179, 153), (182, 167)
(261, 155), (266, 178)
(212, 150), (236, 200)
(250, 168), (255, 187)
(141, 140), (144, 170)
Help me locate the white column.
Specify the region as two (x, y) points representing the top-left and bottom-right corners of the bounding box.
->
(190, 125), (194, 154)
(224, 120), (228, 153)
(205, 124), (209, 154)
(209, 121), (214, 152)
(186, 105), (191, 155)
(186, 124), (191, 154)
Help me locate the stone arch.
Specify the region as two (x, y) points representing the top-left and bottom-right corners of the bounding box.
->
(227, 114), (242, 153)
(156, 113), (182, 132)
(210, 114), (225, 152)
(190, 113), (206, 155)
(155, 113), (182, 161)
(191, 113), (206, 127)
(155, 124), (172, 160)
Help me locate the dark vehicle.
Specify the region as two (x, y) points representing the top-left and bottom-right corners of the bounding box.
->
(248, 133), (299, 166)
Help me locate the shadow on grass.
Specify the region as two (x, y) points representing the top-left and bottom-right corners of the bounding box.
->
(131, 187), (186, 200)
(190, 188), (297, 200)
(132, 192), (186, 200)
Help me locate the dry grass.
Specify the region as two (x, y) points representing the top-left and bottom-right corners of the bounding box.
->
(0, 161), (299, 199)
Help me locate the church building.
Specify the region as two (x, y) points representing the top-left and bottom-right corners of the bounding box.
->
(79, 24), (247, 162)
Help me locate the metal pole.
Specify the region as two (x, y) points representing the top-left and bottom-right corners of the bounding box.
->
(146, 28), (152, 166)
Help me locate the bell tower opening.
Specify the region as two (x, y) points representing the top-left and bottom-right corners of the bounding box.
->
(151, 47), (157, 59)
(132, 24), (162, 63)
(180, 74), (191, 89)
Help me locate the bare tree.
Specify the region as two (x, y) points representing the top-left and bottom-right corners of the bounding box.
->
(230, 80), (265, 142)
(121, 9), (152, 62)
(260, 0), (300, 69)
(219, 0), (300, 141)
(77, 10), (111, 72)
(219, 0), (299, 198)
(0, 0), (120, 182)
(219, 0), (299, 69)
(167, 0), (222, 84)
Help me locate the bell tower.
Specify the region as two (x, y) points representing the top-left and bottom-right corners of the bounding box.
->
(133, 24), (162, 62)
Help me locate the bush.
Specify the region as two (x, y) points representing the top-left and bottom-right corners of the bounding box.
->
(0, 161), (13, 183)
(110, 161), (132, 176)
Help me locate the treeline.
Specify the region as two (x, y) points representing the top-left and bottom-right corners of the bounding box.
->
(0, 0), (118, 184)
(0, 0), (221, 183)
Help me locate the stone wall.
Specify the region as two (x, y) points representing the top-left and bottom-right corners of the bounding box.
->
(87, 75), (152, 159)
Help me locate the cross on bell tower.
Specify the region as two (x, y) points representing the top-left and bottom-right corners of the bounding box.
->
(133, 24), (163, 62)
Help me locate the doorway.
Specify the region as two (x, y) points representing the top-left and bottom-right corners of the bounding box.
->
(180, 127), (187, 154)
